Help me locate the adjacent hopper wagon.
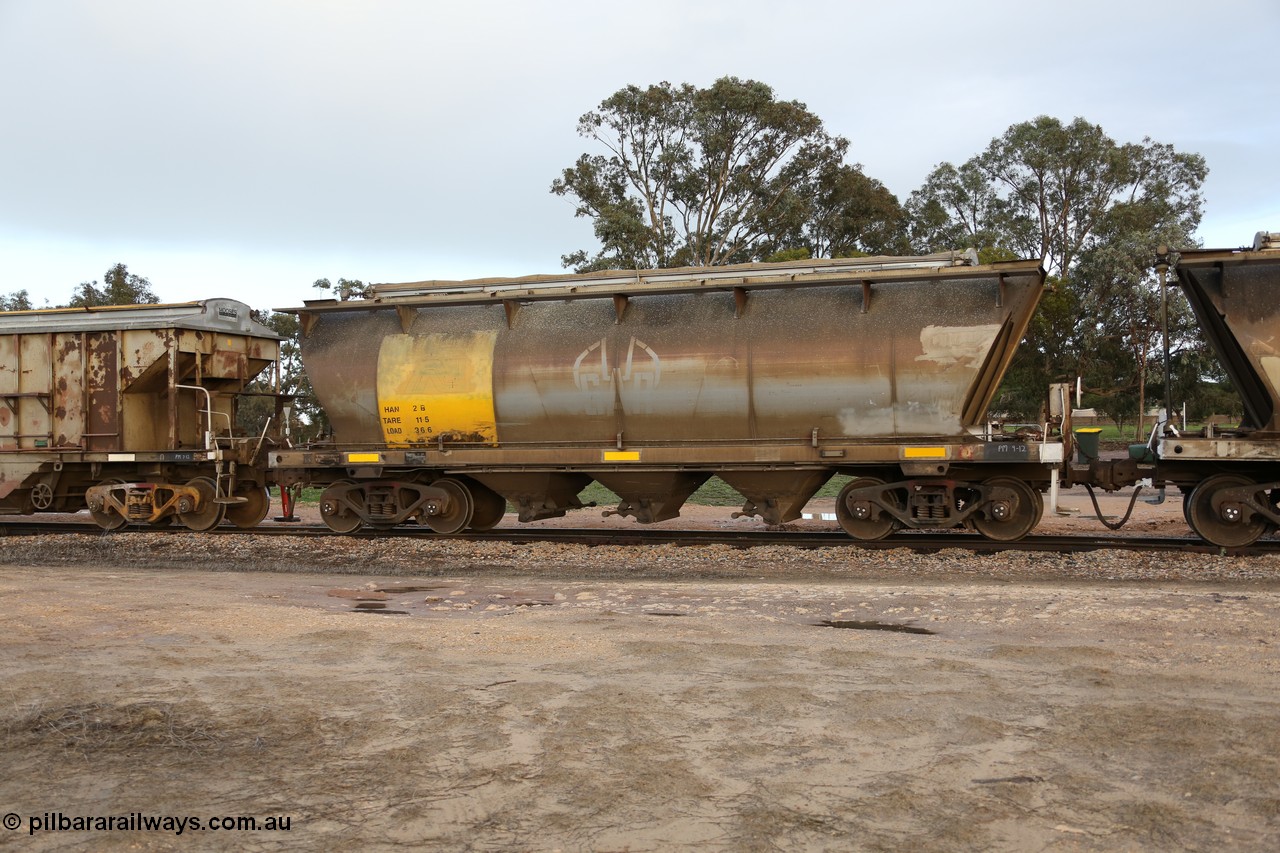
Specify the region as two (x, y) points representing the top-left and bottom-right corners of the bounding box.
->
(0, 299), (281, 529)
(1150, 232), (1280, 546)
(272, 252), (1064, 540)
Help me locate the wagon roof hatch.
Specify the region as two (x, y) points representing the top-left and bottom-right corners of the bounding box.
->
(0, 298), (281, 339)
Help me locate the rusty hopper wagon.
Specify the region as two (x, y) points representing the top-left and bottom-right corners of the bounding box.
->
(1149, 232), (1280, 546)
(0, 299), (280, 530)
(272, 251), (1064, 541)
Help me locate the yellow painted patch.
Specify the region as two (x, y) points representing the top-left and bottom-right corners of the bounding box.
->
(346, 452), (382, 463)
(902, 446), (947, 459)
(603, 451), (641, 461)
(377, 332), (498, 446)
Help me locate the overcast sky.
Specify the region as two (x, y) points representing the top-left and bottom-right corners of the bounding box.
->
(2, 0), (1277, 312)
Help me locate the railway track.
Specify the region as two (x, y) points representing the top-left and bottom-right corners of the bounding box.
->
(1, 517), (1274, 556)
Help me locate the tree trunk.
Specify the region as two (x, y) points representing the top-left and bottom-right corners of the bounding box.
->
(1135, 358), (1147, 442)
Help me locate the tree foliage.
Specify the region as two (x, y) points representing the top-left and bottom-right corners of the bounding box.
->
(268, 309), (328, 438)
(67, 263), (159, 307)
(1, 290), (32, 311)
(908, 116), (1209, 427)
(243, 277), (370, 441)
(909, 117), (1206, 279)
(552, 77), (905, 271)
(905, 161), (1005, 256)
(784, 163), (910, 258)
(3, 265), (156, 311)
(312, 277), (372, 301)
(236, 310), (330, 442)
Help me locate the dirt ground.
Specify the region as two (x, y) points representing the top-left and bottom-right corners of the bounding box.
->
(2, 488), (1279, 851)
(1, 568), (1277, 852)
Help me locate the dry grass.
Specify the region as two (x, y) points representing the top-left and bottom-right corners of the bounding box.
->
(4, 700), (224, 756)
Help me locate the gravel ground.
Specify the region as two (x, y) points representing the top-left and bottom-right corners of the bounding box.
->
(1, 521), (1278, 585)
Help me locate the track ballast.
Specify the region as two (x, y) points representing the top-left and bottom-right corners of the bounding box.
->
(2, 517), (1275, 556)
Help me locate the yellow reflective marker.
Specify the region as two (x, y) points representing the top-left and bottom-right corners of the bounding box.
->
(902, 446), (947, 459)
(603, 451), (641, 462)
(346, 452), (381, 463)
(376, 331), (499, 446)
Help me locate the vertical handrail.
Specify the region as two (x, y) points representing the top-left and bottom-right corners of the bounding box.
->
(175, 384), (231, 450)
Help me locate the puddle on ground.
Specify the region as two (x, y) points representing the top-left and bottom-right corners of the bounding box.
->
(816, 620), (935, 635)
(352, 602), (409, 615)
(374, 586), (450, 594)
(973, 775), (1043, 785)
(327, 589), (388, 601)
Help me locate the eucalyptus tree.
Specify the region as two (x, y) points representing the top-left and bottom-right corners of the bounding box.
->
(312, 277), (372, 301)
(0, 289), (32, 310)
(67, 263), (158, 307)
(790, 162), (909, 258)
(552, 77), (904, 271)
(907, 116), (1208, 422)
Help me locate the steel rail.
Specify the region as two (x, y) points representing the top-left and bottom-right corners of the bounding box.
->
(2, 517), (1275, 556)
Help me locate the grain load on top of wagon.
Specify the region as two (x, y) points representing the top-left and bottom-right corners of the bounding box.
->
(271, 251), (1068, 541)
(0, 299), (283, 530)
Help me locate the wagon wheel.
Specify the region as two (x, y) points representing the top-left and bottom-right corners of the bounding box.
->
(835, 478), (896, 541)
(466, 482), (507, 532)
(178, 477), (226, 532)
(1030, 485), (1045, 521)
(225, 486), (272, 529)
(1186, 474), (1268, 548)
(423, 478), (474, 534)
(319, 481), (362, 534)
(972, 477), (1041, 542)
(89, 479), (127, 531)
